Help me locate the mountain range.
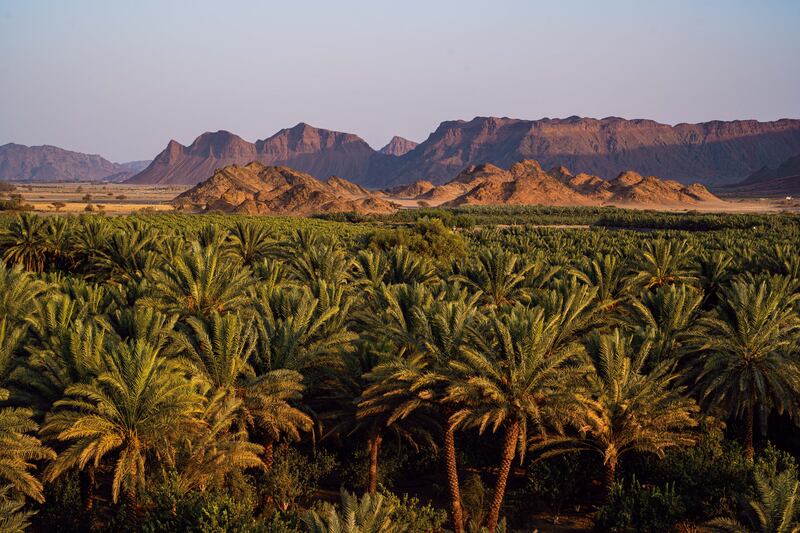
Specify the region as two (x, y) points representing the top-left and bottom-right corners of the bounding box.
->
(5, 116), (800, 190)
(124, 117), (800, 188)
(0, 143), (148, 182)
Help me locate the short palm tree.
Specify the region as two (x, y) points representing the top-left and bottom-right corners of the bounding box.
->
(628, 284), (705, 365)
(630, 238), (697, 289)
(146, 241), (254, 316)
(570, 253), (636, 315)
(532, 330), (698, 493)
(0, 213), (48, 272)
(303, 489), (401, 533)
(41, 339), (205, 509)
(228, 221), (278, 266)
(690, 275), (800, 460)
(707, 468), (800, 533)
(0, 485), (34, 533)
(0, 262), (48, 325)
(0, 388), (55, 503)
(451, 248), (533, 307)
(447, 304), (588, 533)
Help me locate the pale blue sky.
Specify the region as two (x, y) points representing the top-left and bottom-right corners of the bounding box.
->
(1, 0), (798, 162)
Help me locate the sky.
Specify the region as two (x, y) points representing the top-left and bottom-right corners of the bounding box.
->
(1, 0), (799, 163)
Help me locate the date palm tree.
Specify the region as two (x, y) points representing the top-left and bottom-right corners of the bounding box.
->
(690, 275), (800, 460)
(177, 311), (313, 468)
(706, 467), (800, 533)
(627, 284), (705, 365)
(41, 339), (205, 512)
(0, 213), (48, 273)
(451, 248), (533, 307)
(630, 238), (697, 290)
(447, 303), (589, 533)
(570, 253), (636, 316)
(228, 221), (278, 266)
(0, 263), (48, 325)
(532, 329), (698, 493)
(0, 388), (55, 503)
(303, 489), (400, 533)
(0, 485), (34, 533)
(146, 241), (254, 316)
(358, 296), (480, 532)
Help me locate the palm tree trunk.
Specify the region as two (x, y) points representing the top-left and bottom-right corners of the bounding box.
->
(367, 428), (383, 494)
(81, 467), (95, 513)
(604, 459), (617, 499)
(744, 408), (755, 461)
(263, 440), (274, 470)
(125, 485), (138, 523)
(486, 420), (519, 533)
(444, 418), (464, 533)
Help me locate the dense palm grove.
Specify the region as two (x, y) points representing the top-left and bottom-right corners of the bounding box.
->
(0, 209), (799, 532)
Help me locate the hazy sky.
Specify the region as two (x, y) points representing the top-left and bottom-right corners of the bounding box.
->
(1, 0), (798, 162)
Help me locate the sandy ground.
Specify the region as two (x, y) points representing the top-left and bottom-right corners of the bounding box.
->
(3, 182), (794, 216)
(5, 182), (189, 215)
(390, 195), (793, 213)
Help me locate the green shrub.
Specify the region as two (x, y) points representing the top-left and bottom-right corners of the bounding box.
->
(383, 491), (446, 532)
(257, 444), (337, 512)
(594, 476), (685, 533)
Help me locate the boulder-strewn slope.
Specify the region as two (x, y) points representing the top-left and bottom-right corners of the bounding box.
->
(726, 154), (800, 197)
(172, 162), (397, 215)
(126, 117), (800, 188)
(0, 143), (145, 182)
(390, 159), (724, 208)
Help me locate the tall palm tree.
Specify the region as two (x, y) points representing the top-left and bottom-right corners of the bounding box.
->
(570, 253), (636, 315)
(41, 339), (205, 510)
(167, 389), (264, 493)
(447, 304), (588, 533)
(532, 329), (698, 492)
(178, 311), (313, 467)
(690, 275), (800, 460)
(359, 297), (480, 532)
(0, 213), (49, 273)
(0, 388), (55, 503)
(146, 241), (254, 316)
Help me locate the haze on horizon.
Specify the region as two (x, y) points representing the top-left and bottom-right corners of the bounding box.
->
(1, 0), (798, 163)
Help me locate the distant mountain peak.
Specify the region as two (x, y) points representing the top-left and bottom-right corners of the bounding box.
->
(379, 136), (418, 156)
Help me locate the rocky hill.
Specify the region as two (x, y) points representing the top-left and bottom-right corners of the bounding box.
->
(0, 143), (146, 182)
(391, 159), (724, 208)
(125, 117), (800, 188)
(725, 154), (800, 197)
(379, 136), (418, 156)
(172, 162), (397, 215)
